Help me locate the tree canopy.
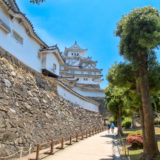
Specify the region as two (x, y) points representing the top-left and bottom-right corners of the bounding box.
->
(115, 6), (160, 62)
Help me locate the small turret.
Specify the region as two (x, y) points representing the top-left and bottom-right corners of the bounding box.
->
(64, 41), (87, 57)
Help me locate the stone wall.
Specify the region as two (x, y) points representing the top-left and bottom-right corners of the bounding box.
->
(0, 50), (103, 158)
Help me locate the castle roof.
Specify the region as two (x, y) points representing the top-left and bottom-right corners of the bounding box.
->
(3, 0), (20, 12)
(60, 65), (102, 72)
(1, 0), (48, 47)
(74, 85), (104, 93)
(64, 41), (87, 55)
(39, 45), (65, 65)
(61, 71), (103, 78)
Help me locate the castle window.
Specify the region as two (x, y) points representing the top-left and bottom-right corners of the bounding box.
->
(0, 18), (11, 34)
(13, 30), (23, 44)
(53, 64), (56, 71)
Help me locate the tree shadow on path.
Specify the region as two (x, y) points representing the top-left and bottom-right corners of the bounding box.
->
(99, 155), (113, 160)
(101, 134), (115, 138)
(100, 158), (113, 160)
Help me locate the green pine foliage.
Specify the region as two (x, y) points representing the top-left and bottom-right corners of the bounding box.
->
(115, 6), (160, 62)
(30, 0), (45, 4)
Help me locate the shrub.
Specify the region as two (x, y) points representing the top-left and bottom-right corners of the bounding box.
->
(122, 118), (132, 129)
(154, 117), (160, 125)
(109, 117), (115, 123)
(126, 135), (143, 149)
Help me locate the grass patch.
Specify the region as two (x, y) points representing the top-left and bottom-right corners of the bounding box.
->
(121, 126), (160, 160)
(128, 149), (143, 160)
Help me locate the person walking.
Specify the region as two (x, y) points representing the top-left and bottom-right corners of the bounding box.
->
(110, 122), (115, 134)
(107, 121), (111, 134)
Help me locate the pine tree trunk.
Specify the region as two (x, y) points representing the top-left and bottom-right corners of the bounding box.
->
(136, 80), (147, 154)
(117, 108), (123, 135)
(131, 114), (137, 129)
(139, 105), (147, 155)
(138, 55), (159, 159)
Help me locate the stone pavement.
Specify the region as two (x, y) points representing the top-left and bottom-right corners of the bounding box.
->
(41, 129), (121, 160)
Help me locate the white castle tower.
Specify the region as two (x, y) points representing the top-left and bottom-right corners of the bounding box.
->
(60, 41), (104, 98)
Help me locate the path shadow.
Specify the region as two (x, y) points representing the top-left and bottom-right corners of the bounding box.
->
(99, 158), (113, 160)
(101, 134), (115, 138)
(99, 155), (113, 160)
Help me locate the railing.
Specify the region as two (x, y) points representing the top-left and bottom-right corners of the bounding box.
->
(0, 145), (32, 159)
(29, 127), (106, 160)
(119, 134), (130, 160)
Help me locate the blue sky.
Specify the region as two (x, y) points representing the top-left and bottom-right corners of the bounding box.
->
(16, 0), (160, 89)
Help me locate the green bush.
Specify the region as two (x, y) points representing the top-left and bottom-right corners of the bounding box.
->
(122, 118), (132, 129)
(109, 117), (115, 123)
(105, 116), (109, 121)
(154, 117), (160, 125)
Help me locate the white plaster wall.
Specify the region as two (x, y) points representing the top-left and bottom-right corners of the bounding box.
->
(77, 77), (99, 85)
(66, 59), (80, 66)
(57, 85), (99, 112)
(0, 8), (9, 25)
(46, 53), (60, 75)
(72, 87), (105, 98)
(0, 8), (41, 72)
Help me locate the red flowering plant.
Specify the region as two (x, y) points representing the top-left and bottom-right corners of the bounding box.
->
(126, 131), (143, 149)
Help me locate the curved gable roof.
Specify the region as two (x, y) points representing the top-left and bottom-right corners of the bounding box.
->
(3, 0), (20, 12)
(1, 0), (48, 47)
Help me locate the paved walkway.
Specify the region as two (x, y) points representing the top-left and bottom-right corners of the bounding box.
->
(18, 129), (121, 160)
(43, 129), (118, 160)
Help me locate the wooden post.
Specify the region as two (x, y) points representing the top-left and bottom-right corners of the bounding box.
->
(61, 138), (64, 149)
(76, 133), (78, 142)
(28, 144), (32, 159)
(86, 131), (88, 138)
(81, 132), (83, 140)
(69, 136), (72, 145)
(19, 147), (23, 160)
(50, 140), (54, 154)
(36, 144), (40, 160)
